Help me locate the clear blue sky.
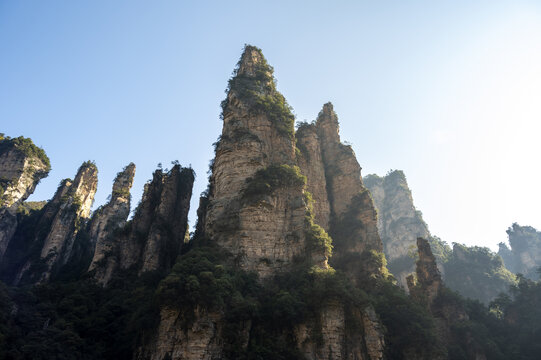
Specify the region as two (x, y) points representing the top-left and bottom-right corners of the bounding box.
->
(2, 1), (540, 250)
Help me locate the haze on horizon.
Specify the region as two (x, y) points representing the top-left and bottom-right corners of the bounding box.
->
(1, 1), (540, 251)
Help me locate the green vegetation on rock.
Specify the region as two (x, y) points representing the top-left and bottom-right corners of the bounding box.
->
(221, 45), (295, 139)
(243, 164), (306, 202)
(0, 134), (51, 172)
(444, 244), (517, 304)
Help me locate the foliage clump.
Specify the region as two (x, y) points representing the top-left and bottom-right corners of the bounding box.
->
(444, 244), (517, 304)
(0, 271), (160, 360)
(305, 216), (333, 258)
(243, 164), (306, 201)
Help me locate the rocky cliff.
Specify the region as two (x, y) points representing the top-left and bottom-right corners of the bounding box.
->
(407, 238), (493, 360)
(407, 238), (443, 307)
(34, 161), (98, 282)
(0, 135), (50, 262)
(0, 45), (516, 360)
(200, 45), (328, 277)
(295, 122), (331, 231)
(113, 164), (194, 276)
(499, 223), (541, 280)
(315, 104), (384, 282)
(143, 45), (385, 360)
(87, 163), (136, 284)
(364, 171), (432, 286)
(366, 170), (516, 303)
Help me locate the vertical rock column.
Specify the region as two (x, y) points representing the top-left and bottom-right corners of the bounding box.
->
(295, 123), (331, 231)
(316, 103), (384, 278)
(407, 237), (443, 307)
(118, 165), (194, 275)
(38, 161), (98, 282)
(88, 163), (136, 284)
(202, 45), (327, 277)
(140, 165), (194, 273)
(363, 171), (431, 286)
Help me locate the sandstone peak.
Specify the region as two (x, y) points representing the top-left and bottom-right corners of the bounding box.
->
(112, 162), (136, 200)
(319, 102), (336, 120)
(407, 237), (442, 306)
(363, 170), (431, 287)
(236, 44), (269, 77)
(316, 102), (340, 145)
(69, 161), (99, 218)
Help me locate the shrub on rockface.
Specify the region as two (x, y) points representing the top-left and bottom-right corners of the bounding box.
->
(243, 164), (306, 202)
(0, 135), (51, 172)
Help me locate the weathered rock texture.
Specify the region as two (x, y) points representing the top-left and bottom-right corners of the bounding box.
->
(315, 103), (384, 280)
(201, 46), (328, 278)
(36, 161), (98, 282)
(295, 302), (384, 360)
(138, 308), (224, 360)
(295, 123), (331, 231)
(0, 136), (50, 262)
(87, 163), (136, 284)
(145, 46), (385, 360)
(407, 238), (483, 360)
(364, 170), (515, 303)
(407, 238), (443, 307)
(364, 171), (430, 286)
(118, 165), (194, 275)
(499, 223), (541, 280)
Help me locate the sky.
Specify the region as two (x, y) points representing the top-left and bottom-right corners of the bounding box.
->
(1, 1), (540, 251)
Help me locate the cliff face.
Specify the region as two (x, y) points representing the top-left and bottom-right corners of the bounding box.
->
(201, 46), (326, 277)
(295, 302), (384, 360)
(365, 170), (515, 303)
(139, 165), (194, 273)
(316, 104), (384, 281)
(36, 161), (98, 282)
(295, 123), (331, 231)
(407, 238), (443, 307)
(0, 136), (50, 262)
(499, 223), (541, 279)
(364, 171), (431, 286)
(118, 165), (194, 275)
(139, 307), (224, 360)
(406, 238), (485, 360)
(143, 46), (384, 360)
(88, 163), (136, 284)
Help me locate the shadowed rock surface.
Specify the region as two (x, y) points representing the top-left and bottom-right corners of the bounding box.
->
(0, 136), (50, 262)
(88, 163), (136, 284)
(364, 170), (431, 286)
(499, 223), (541, 280)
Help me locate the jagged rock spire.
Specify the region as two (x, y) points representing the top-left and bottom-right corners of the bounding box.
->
(295, 122), (331, 231)
(37, 161), (98, 282)
(117, 164), (194, 275)
(363, 170), (432, 287)
(407, 237), (442, 306)
(236, 45), (270, 78)
(200, 45), (328, 277)
(313, 102), (384, 281)
(88, 163), (135, 284)
(315, 102), (341, 146)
